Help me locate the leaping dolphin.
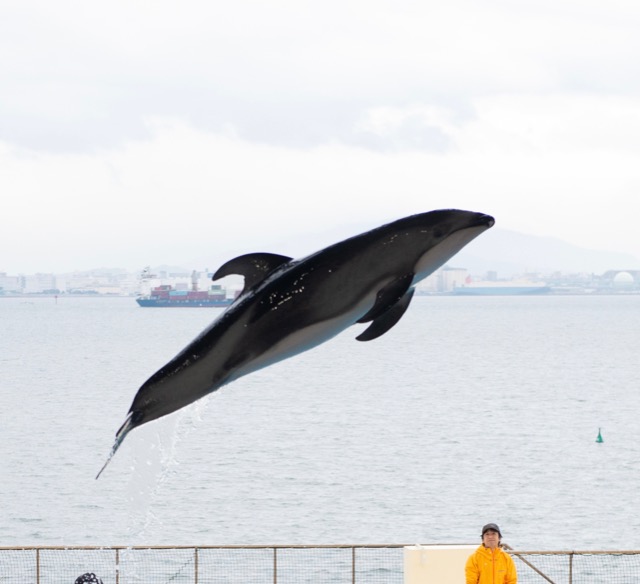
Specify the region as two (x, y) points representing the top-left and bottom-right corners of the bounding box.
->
(97, 209), (494, 477)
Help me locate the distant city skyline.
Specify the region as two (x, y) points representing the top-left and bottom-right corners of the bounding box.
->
(2, 2), (640, 273)
(3, 262), (639, 297)
(2, 225), (639, 278)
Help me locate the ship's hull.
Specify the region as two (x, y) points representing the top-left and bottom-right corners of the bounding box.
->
(452, 286), (551, 296)
(136, 298), (233, 307)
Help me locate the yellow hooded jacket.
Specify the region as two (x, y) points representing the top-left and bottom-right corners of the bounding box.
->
(465, 544), (517, 584)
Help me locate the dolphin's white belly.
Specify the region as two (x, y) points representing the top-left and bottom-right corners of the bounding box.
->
(227, 291), (378, 382)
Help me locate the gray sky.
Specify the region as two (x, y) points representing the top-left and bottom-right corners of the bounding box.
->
(2, 0), (640, 273)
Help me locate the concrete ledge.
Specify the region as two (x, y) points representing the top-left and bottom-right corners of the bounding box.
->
(404, 544), (477, 583)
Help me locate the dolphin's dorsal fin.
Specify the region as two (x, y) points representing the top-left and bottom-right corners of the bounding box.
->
(213, 253), (293, 294)
(356, 287), (415, 342)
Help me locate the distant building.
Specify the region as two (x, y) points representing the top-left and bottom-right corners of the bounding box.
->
(601, 270), (640, 291)
(56, 270), (136, 295)
(441, 267), (469, 293)
(0, 273), (22, 294)
(22, 273), (57, 294)
(417, 267), (489, 294)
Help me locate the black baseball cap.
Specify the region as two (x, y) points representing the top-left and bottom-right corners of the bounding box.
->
(74, 574), (103, 584)
(482, 523), (502, 536)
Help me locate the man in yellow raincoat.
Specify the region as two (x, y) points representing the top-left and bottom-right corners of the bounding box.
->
(465, 523), (517, 584)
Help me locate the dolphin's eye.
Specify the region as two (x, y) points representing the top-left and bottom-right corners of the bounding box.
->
(433, 228), (444, 238)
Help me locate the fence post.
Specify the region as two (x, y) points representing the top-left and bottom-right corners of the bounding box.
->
(36, 548), (40, 584)
(115, 548), (120, 584)
(352, 547), (356, 584)
(569, 552), (573, 584)
(273, 547), (277, 584)
(194, 547), (199, 584)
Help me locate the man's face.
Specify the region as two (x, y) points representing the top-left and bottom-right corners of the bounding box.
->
(482, 529), (500, 549)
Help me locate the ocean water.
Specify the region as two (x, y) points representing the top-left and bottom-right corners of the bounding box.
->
(1, 294), (639, 550)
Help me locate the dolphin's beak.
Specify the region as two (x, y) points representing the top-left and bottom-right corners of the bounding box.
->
(479, 214), (495, 229)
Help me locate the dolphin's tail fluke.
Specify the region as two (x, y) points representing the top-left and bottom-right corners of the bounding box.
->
(95, 412), (135, 480)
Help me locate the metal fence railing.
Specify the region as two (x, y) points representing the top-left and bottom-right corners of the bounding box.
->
(0, 545), (403, 584)
(2, 544), (639, 583)
(503, 546), (640, 584)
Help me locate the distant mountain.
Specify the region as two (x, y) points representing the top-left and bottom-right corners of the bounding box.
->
(147, 264), (194, 276)
(175, 224), (640, 281)
(272, 224), (640, 277)
(453, 228), (640, 277)
(59, 267), (130, 276)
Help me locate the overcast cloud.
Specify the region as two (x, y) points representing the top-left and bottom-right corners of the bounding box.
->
(2, 0), (640, 273)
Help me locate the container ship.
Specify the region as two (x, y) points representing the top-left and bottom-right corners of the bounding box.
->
(136, 270), (234, 307)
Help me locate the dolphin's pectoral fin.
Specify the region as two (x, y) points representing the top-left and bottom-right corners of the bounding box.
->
(357, 273), (414, 324)
(212, 253), (293, 293)
(356, 287), (415, 342)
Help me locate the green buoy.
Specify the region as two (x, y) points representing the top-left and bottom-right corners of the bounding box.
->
(596, 428), (604, 443)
